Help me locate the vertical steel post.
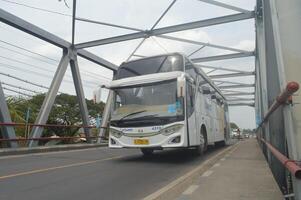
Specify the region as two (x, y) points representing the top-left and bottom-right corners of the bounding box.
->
(29, 49), (70, 147)
(0, 82), (18, 148)
(267, 0), (301, 197)
(72, 0), (76, 45)
(97, 90), (114, 143)
(255, 0), (271, 162)
(69, 51), (91, 143)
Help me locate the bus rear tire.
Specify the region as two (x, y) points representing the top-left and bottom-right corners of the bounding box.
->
(141, 148), (154, 156)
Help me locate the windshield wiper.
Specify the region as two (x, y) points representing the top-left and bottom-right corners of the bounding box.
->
(119, 110), (147, 121)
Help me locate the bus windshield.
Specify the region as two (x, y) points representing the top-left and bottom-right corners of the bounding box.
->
(116, 55), (183, 79)
(111, 80), (184, 126)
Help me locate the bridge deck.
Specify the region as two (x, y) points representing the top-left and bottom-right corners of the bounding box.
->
(176, 138), (282, 200)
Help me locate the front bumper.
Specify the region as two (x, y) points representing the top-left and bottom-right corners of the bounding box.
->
(109, 130), (187, 149)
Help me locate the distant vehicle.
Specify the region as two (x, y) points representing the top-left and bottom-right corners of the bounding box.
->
(96, 53), (229, 155)
(244, 134), (250, 139)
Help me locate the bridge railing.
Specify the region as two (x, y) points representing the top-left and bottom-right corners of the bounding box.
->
(257, 81), (301, 179)
(0, 122), (108, 148)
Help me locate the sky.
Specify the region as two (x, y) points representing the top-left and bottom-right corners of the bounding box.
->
(0, 0), (256, 129)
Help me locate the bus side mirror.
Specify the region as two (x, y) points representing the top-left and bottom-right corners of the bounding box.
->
(202, 86), (211, 94)
(93, 86), (102, 104)
(177, 76), (185, 98)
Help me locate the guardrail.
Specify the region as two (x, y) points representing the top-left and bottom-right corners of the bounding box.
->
(257, 81), (300, 179)
(0, 122), (108, 146)
(257, 81), (299, 128)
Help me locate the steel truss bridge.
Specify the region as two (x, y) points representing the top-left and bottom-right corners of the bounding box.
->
(0, 0), (300, 198)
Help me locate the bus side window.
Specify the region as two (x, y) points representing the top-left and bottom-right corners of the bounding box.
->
(186, 83), (195, 116)
(185, 59), (197, 81)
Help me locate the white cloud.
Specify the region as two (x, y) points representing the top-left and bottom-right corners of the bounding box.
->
(233, 40), (255, 51)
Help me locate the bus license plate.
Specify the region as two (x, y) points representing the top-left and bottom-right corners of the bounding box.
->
(134, 139), (149, 145)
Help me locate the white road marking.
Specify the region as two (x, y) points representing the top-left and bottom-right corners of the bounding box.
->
(0, 146), (108, 160)
(213, 163), (220, 167)
(220, 158), (226, 161)
(201, 170), (213, 177)
(182, 185), (199, 195)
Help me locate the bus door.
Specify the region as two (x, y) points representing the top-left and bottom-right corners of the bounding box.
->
(186, 82), (197, 146)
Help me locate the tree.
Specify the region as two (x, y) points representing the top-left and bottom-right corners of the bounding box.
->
(6, 93), (106, 139)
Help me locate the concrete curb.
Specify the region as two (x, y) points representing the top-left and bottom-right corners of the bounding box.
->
(143, 143), (239, 200)
(0, 143), (108, 156)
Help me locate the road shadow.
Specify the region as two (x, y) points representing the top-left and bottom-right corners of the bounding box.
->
(114, 145), (225, 165)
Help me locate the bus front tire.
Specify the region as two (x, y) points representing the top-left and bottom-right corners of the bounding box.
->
(141, 148), (154, 156)
(194, 127), (208, 156)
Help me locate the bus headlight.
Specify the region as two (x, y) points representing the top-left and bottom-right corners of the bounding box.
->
(110, 128), (123, 138)
(160, 124), (183, 136)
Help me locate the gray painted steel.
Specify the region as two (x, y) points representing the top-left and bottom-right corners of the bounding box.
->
(0, 8), (117, 71)
(69, 53), (91, 142)
(192, 52), (254, 63)
(209, 72), (255, 79)
(158, 35), (251, 53)
(198, 0), (251, 13)
(97, 90), (114, 142)
(256, 0), (301, 196)
(219, 84), (255, 89)
(199, 65), (253, 73)
(0, 83), (18, 148)
(29, 51), (70, 147)
(75, 12), (255, 49)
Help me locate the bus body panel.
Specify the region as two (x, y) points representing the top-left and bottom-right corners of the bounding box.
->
(107, 53), (227, 150)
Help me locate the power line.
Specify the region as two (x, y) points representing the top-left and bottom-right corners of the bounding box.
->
(0, 55), (54, 73)
(0, 72), (50, 90)
(2, 86), (33, 97)
(0, 56), (106, 86)
(1, 81), (41, 94)
(0, 39), (59, 62)
(0, 43), (112, 81)
(1, 0), (71, 17)
(0, 62), (56, 78)
(0, 45), (58, 66)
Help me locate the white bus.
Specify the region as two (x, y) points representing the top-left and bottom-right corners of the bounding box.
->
(102, 53), (229, 155)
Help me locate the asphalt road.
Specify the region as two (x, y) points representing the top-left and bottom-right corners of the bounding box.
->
(0, 146), (226, 200)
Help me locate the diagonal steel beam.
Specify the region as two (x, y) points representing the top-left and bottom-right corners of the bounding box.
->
(214, 80), (254, 85)
(70, 54), (91, 143)
(0, 8), (118, 71)
(77, 50), (117, 71)
(228, 102), (255, 107)
(209, 72), (255, 79)
(75, 12), (255, 49)
(192, 52), (254, 62)
(0, 82), (18, 148)
(227, 98), (255, 101)
(0, 8), (69, 48)
(198, 0), (251, 14)
(224, 92), (255, 96)
(199, 65), (253, 73)
(219, 84), (255, 89)
(157, 35), (251, 53)
(126, 0), (177, 61)
(29, 50), (70, 147)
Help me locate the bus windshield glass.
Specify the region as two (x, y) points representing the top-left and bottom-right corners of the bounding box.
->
(111, 80), (184, 126)
(116, 55), (183, 79)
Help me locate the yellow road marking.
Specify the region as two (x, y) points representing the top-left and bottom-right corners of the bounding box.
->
(0, 155), (122, 180)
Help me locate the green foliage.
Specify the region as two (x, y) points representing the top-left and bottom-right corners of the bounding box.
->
(6, 93), (105, 138)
